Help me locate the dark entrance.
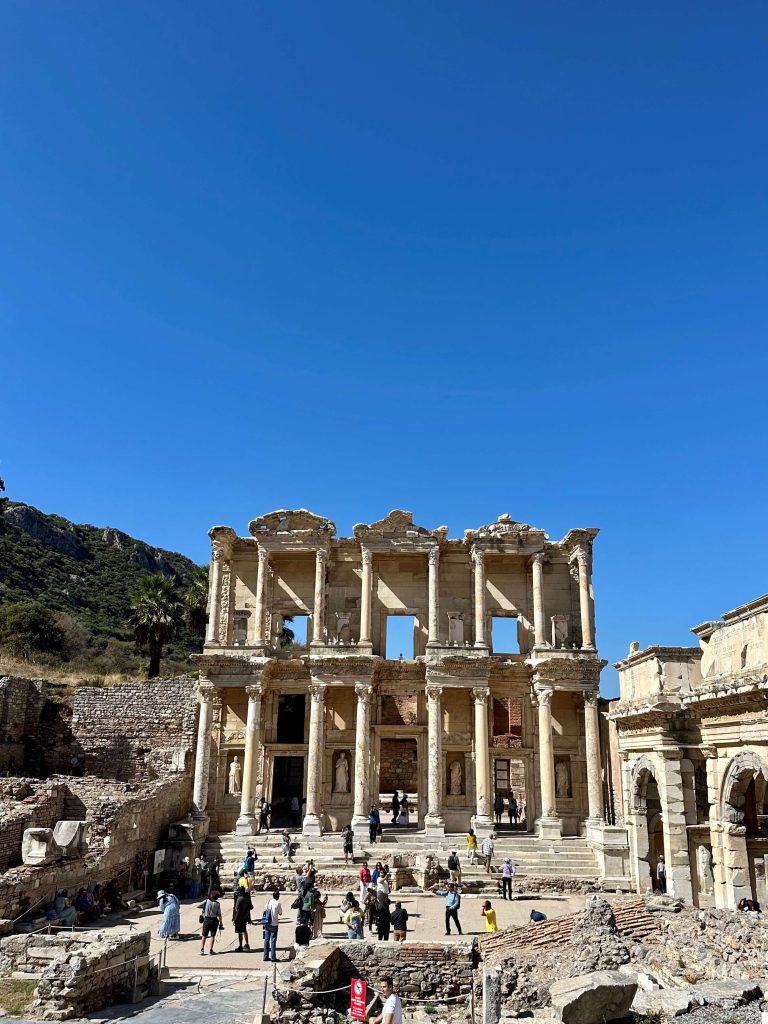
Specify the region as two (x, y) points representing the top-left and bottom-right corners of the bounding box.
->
(276, 694), (306, 744)
(271, 755), (304, 827)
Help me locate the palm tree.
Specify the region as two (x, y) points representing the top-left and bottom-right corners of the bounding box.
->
(128, 576), (182, 678)
(278, 615), (295, 647)
(183, 565), (209, 640)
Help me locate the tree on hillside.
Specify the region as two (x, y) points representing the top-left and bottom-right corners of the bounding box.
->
(0, 600), (65, 661)
(128, 576), (183, 678)
(182, 565), (209, 640)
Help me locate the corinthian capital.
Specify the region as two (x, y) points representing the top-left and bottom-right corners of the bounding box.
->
(472, 686), (490, 705)
(534, 684), (554, 707)
(309, 682), (327, 703)
(428, 547), (440, 567)
(246, 684), (263, 701)
(472, 547), (485, 568)
(583, 690), (599, 708)
(316, 547), (328, 565)
(354, 682), (374, 704)
(361, 547), (373, 567)
(425, 683), (443, 702)
(258, 546), (270, 567)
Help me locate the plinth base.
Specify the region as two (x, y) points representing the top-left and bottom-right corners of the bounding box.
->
(424, 815), (445, 838)
(473, 815), (494, 839)
(538, 816), (562, 841)
(302, 814), (323, 838)
(235, 813), (256, 837)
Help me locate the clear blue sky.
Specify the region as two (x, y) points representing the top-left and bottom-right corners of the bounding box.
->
(3, 2), (767, 696)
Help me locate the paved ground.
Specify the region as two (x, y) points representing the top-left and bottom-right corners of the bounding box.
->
(128, 888), (586, 971)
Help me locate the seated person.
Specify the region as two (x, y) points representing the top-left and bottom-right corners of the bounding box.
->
(54, 890), (77, 927)
(529, 909), (547, 924)
(103, 878), (125, 913)
(74, 887), (98, 924)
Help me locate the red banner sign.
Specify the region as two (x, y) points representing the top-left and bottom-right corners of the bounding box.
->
(350, 979), (367, 1020)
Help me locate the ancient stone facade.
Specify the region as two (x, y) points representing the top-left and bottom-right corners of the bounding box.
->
(194, 509), (616, 852)
(610, 593), (768, 909)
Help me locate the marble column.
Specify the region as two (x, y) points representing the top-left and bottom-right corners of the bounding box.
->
(303, 683), (326, 836)
(427, 547), (440, 647)
(236, 684), (263, 836)
(311, 548), (327, 645)
(473, 687), (493, 834)
(205, 540), (226, 645)
(192, 685), (214, 815)
(535, 685), (560, 839)
(583, 690), (603, 821)
(425, 682), (445, 835)
(351, 682), (374, 831)
(359, 547), (373, 645)
(531, 552), (546, 648)
(253, 547), (269, 648)
(576, 548), (595, 650)
(473, 548), (488, 648)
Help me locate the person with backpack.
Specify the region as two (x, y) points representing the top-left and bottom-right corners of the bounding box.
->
(232, 886), (253, 952)
(262, 888), (282, 961)
(198, 889), (223, 955)
(447, 849), (462, 884)
(435, 882), (462, 935)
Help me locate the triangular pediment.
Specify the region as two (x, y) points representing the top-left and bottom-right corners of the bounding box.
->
(353, 510), (447, 543)
(248, 509), (336, 541)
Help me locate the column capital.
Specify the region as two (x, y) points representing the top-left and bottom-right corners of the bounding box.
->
(534, 684), (554, 706)
(530, 551), (546, 568)
(246, 683), (263, 701)
(198, 682), (214, 703)
(316, 547), (328, 564)
(472, 546), (485, 567)
(425, 682), (443, 701)
(427, 546), (440, 567)
(257, 545), (270, 566)
(472, 686), (490, 705)
(309, 682), (327, 703)
(211, 537), (232, 562)
(361, 546), (373, 566)
(354, 681), (374, 703)
(583, 690), (599, 708)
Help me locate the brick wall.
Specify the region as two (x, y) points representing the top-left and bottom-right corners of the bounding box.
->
(0, 677), (47, 772)
(0, 779), (67, 872)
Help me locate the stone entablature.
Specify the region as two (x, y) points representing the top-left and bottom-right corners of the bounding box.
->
(610, 592), (768, 913)
(193, 508), (609, 847)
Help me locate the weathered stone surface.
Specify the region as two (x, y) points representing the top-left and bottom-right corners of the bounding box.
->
(631, 987), (694, 1017)
(549, 971), (638, 1024)
(690, 980), (763, 1008)
(21, 827), (61, 866)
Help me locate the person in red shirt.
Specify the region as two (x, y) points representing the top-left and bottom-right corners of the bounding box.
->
(359, 862), (371, 903)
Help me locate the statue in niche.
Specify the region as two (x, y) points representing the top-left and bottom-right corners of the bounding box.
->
(555, 759), (571, 798)
(334, 751), (350, 793)
(228, 755), (242, 795)
(449, 760), (463, 796)
(697, 844), (714, 895)
(448, 614), (464, 645)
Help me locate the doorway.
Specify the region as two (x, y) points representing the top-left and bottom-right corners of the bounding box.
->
(493, 757), (528, 830)
(276, 694), (306, 744)
(271, 755), (304, 827)
(379, 738), (418, 822)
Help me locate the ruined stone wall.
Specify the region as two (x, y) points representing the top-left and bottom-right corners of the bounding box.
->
(0, 779), (67, 872)
(0, 677), (47, 771)
(71, 676), (198, 782)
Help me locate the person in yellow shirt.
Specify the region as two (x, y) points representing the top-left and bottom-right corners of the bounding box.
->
(466, 829), (478, 866)
(481, 900), (498, 932)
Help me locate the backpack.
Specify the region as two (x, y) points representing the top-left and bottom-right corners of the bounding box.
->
(447, 853), (458, 870)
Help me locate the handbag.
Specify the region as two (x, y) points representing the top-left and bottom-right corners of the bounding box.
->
(199, 914), (205, 923)
(290, 896), (301, 910)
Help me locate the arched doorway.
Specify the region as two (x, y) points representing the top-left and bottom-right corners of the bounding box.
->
(721, 752), (768, 908)
(630, 759), (667, 894)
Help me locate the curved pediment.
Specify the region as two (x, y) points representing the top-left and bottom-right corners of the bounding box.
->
(464, 514), (549, 544)
(248, 509), (336, 542)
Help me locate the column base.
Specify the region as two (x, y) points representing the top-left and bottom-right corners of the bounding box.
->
(235, 813), (257, 837)
(472, 815), (494, 839)
(302, 814), (323, 838)
(581, 644), (596, 652)
(424, 814), (445, 838)
(473, 642), (489, 650)
(538, 816), (562, 841)
(351, 814), (370, 836)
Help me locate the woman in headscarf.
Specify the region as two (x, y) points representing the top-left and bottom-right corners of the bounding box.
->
(54, 889), (77, 927)
(157, 890), (181, 940)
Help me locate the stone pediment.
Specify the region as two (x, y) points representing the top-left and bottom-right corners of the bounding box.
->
(248, 509), (336, 544)
(353, 510), (447, 545)
(464, 514), (548, 545)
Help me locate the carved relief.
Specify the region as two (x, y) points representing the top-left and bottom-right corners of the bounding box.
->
(218, 561), (232, 644)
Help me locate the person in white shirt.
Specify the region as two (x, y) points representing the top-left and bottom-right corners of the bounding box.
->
(371, 977), (402, 1024)
(481, 834), (495, 874)
(262, 888), (282, 962)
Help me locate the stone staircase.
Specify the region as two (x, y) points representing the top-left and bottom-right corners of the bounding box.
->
(203, 826), (600, 891)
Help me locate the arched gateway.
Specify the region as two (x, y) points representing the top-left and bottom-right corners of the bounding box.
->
(192, 509), (608, 844)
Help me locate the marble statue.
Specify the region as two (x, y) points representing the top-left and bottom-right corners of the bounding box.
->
(697, 843), (714, 895)
(555, 759), (571, 797)
(335, 751), (349, 792)
(449, 760), (462, 796)
(228, 755), (242, 795)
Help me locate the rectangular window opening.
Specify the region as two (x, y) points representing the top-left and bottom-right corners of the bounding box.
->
(282, 614), (308, 648)
(276, 694), (306, 744)
(491, 616), (520, 654)
(386, 615), (416, 660)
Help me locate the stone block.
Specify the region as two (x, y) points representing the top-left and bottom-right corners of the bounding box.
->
(549, 970), (638, 1024)
(691, 980), (763, 1008)
(631, 988), (694, 1017)
(21, 828), (62, 866)
(51, 821), (86, 859)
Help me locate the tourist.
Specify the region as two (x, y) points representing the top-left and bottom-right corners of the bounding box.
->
(376, 894), (391, 941)
(53, 889), (77, 927)
(257, 798), (271, 834)
(372, 861), (383, 886)
(376, 873), (390, 899)
(210, 856), (223, 894)
(199, 889), (224, 954)
(238, 868), (253, 895)
(494, 792), (504, 825)
(262, 888), (282, 962)
(104, 878), (126, 913)
(311, 888), (327, 938)
(341, 824), (354, 865)
(529, 909), (547, 924)
(92, 883), (107, 915)
(244, 848), (257, 877)
(232, 886), (253, 952)
(342, 897), (364, 939)
(281, 830), (293, 862)
(359, 861), (372, 903)
(369, 804), (380, 844)
(290, 794), (301, 828)
(157, 890), (181, 940)
(371, 977), (403, 1024)
(481, 900), (498, 932)
(294, 921), (312, 951)
(74, 887), (98, 924)
(176, 860), (189, 899)
(390, 901), (408, 941)
(397, 795), (410, 826)
(390, 792), (400, 825)
(737, 897), (760, 912)
(447, 849), (462, 884)
(466, 828), (478, 866)
(656, 855), (667, 894)
(339, 890), (355, 922)
(508, 794), (518, 825)
(435, 882), (462, 936)
(500, 858), (515, 900)
(481, 833), (495, 874)
(199, 856), (210, 896)
(188, 858), (201, 899)
(364, 885), (378, 934)
(299, 885), (315, 927)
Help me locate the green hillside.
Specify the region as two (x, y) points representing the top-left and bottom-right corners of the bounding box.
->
(0, 500), (205, 672)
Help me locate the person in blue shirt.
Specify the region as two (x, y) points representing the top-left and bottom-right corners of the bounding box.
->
(435, 882), (462, 935)
(368, 804), (381, 844)
(529, 909), (547, 924)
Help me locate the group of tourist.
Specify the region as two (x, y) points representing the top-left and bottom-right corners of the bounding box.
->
(44, 878), (128, 929)
(493, 790), (526, 826)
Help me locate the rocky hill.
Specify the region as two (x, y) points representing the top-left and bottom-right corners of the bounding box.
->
(0, 501), (203, 660)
